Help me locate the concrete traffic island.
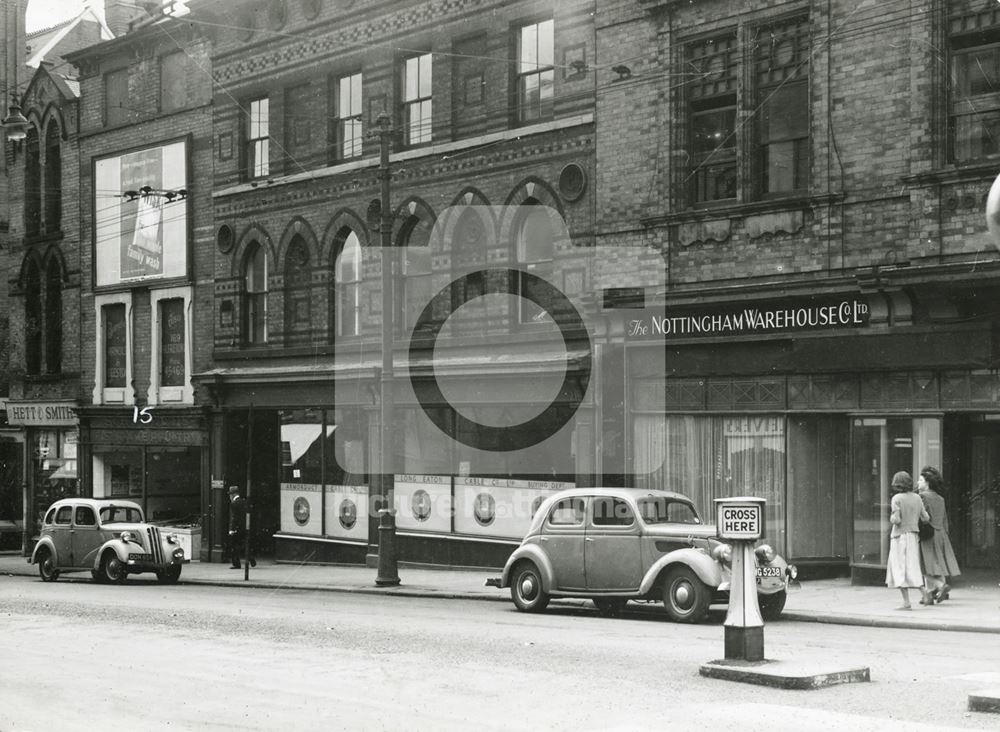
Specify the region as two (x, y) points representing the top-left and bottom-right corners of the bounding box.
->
(699, 658), (871, 690)
(968, 689), (1000, 713)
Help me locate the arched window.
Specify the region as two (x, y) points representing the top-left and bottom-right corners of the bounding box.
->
(243, 242), (268, 344)
(449, 207), (488, 328)
(284, 235), (311, 344)
(23, 259), (42, 375)
(45, 258), (62, 373)
(334, 230), (362, 337)
(44, 120), (62, 233)
(400, 214), (433, 332)
(515, 200), (556, 323)
(24, 126), (41, 237)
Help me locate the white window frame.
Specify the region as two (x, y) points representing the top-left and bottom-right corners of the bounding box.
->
(148, 286), (194, 406)
(93, 292), (134, 406)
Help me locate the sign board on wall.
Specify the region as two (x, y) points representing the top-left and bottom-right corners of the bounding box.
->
(3, 401), (77, 426)
(394, 475), (452, 533)
(453, 477), (571, 540)
(94, 140), (188, 286)
(323, 485), (368, 542)
(279, 483), (323, 536)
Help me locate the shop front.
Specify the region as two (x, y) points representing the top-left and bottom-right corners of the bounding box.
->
(77, 407), (208, 550)
(1, 400), (79, 555)
(624, 289), (999, 583)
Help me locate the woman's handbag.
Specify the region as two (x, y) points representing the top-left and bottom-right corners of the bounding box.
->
(919, 515), (935, 541)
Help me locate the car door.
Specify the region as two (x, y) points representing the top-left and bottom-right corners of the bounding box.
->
(585, 496), (642, 591)
(50, 505), (73, 566)
(72, 506), (103, 568)
(540, 496), (587, 590)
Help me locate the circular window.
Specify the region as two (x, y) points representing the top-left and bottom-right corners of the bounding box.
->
(301, 0), (321, 20)
(293, 496), (311, 526)
(412, 489), (432, 521)
(473, 492), (496, 526)
(338, 498), (357, 530)
(558, 163), (587, 202)
(217, 224), (235, 254)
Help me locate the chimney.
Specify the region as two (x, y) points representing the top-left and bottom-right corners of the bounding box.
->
(104, 0), (154, 36)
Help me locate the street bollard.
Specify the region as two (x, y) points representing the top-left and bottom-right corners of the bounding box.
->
(714, 496), (766, 662)
(375, 508), (401, 586)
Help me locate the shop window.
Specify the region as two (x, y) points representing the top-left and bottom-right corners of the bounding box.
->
(23, 258), (42, 375)
(333, 230), (361, 337)
(24, 126), (40, 237)
(44, 119), (61, 233)
(684, 17), (809, 204)
(949, 16), (1000, 161)
(160, 50), (187, 112)
(401, 52), (432, 146)
(45, 258), (62, 374)
(398, 209), (434, 332)
(104, 67), (129, 126)
(332, 72), (363, 161)
(514, 200), (556, 324)
(30, 430), (78, 537)
(787, 416), (849, 560)
(245, 97), (270, 179)
(284, 236), (312, 345)
(634, 414), (787, 552)
(516, 19), (554, 123)
(851, 417), (941, 568)
(242, 242), (268, 345)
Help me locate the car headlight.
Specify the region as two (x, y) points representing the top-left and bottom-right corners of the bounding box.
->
(711, 543), (732, 566)
(172, 548), (184, 560)
(166, 534), (179, 545)
(755, 544), (776, 563)
(120, 531), (138, 543)
(786, 564), (798, 580)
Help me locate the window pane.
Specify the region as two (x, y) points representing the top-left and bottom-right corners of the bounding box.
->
(548, 497), (584, 525)
(418, 54), (432, 97)
(520, 24), (538, 72)
(593, 497), (634, 526)
(405, 57), (419, 100)
(104, 304), (126, 388)
(958, 48), (1000, 96)
(537, 19), (554, 67)
(351, 74), (362, 114)
(160, 298), (186, 387)
(953, 110), (1000, 160)
(518, 206), (554, 262)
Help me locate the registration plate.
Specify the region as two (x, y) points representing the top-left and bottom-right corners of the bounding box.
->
(128, 553), (152, 561)
(756, 566), (781, 578)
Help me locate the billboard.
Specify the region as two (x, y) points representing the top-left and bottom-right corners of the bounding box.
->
(94, 140), (188, 286)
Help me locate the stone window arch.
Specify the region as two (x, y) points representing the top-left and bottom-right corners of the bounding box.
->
(332, 228), (362, 338)
(242, 241), (268, 344)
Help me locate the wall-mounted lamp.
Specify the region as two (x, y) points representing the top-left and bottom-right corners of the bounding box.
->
(2, 94), (29, 142)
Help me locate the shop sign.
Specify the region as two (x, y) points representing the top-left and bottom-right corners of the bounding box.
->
(4, 401), (77, 426)
(625, 297), (870, 340)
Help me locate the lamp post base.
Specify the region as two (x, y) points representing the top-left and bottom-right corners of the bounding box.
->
(724, 625), (764, 662)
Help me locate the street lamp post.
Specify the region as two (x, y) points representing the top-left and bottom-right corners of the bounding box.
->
(374, 111), (400, 586)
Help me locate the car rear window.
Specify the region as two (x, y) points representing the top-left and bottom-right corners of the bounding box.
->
(637, 497), (701, 525)
(44, 508), (56, 525)
(547, 498), (585, 526)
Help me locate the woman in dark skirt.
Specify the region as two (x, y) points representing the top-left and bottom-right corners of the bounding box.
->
(918, 466), (961, 603)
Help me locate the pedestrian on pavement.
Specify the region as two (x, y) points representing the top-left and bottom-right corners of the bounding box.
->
(886, 471), (931, 609)
(228, 485), (256, 569)
(918, 466), (961, 603)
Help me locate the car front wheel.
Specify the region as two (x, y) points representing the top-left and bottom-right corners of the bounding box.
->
(758, 589), (786, 621)
(100, 552), (126, 584)
(37, 547), (59, 582)
(157, 565), (182, 584)
(510, 562), (550, 613)
(662, 566), (711, 623)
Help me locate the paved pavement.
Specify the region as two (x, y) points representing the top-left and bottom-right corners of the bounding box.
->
(3, 553), (998, 633)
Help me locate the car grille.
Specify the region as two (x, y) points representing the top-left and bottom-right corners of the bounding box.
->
(146, 526), (163, 565)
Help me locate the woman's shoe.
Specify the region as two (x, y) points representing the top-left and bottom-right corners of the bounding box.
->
(938, 584), (950, 601)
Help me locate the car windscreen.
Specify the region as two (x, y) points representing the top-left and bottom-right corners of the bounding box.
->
(637, 497), (701, 525)
(100, 506), (143, 524)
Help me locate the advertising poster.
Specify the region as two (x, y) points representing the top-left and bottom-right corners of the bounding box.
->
(279, 482), (323, 536)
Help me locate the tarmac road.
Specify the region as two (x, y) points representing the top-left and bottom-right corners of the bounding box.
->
(1, 575), (998, 731)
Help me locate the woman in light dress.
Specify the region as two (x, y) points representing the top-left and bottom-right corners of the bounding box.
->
(918, 466), (961, 603)
(885, 471), (931, 609)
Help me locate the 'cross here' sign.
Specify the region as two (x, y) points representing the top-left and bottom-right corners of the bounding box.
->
(715, 500), (763, 540)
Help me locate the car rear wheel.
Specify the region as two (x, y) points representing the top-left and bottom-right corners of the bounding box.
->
(157, 565), (182, 584)
(662, 566), (711, 623)
(510, 562), (549, 613)
(758, 589), (786, 621)
(592, 597), (629, 617)
(100, 552), (126, 584)
(37, 547), (59, 582)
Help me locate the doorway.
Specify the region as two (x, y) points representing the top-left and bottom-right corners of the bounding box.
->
(965, 425), (1000, 569)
